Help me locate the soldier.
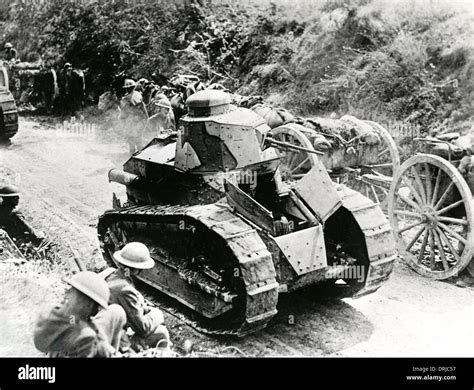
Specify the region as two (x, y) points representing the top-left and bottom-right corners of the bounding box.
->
(58, 62), (73, 116)
(135, 78), (149, 93)
(57, 62), (86, 116)
(4, 43), (17, 62)
(98, 90), (120, 131)
(119, 79), (147, 154)
(143, 96), (175, 144)
(0, 184), (20, 215)
(102, 242), (170, 351)
(34, 271), (126, 357)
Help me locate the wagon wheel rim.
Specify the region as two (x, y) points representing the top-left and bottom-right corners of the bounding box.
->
(270, 124), (318, 181)
(388, 154), (473, 279)
(355, 120), (400, 209)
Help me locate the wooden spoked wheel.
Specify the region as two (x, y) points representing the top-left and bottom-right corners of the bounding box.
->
(355, 120), (400, 209)
(270, 124), (319, 181)
(388, 154), (473, 279)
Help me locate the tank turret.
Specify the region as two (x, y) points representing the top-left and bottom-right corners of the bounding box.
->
(175, 90), (273, 173)
(109, 90), (279, 206)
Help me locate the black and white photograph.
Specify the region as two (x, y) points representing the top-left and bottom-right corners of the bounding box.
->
(0, 0), (473, 384)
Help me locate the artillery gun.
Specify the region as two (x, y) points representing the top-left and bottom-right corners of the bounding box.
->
(2, 59), (43, 101)
(98, 90), (396, 335)
(0, 61), (19, 143)
(261, 116), (400, 210)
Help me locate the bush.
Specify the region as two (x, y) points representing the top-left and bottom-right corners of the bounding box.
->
(2, 0), (472, 135)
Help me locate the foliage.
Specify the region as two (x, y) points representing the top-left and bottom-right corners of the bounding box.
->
(1, 0), (472, 134)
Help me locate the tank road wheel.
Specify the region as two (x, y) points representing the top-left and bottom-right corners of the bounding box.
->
(388, 154), (474, 279)
(270, 123), (318, 181)
(345, 120), (400, 210)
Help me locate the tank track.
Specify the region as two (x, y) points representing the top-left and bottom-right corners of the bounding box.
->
(98, 202), (279, 336)
(337, 184), (397, 296)
(141, 288), (256, 337)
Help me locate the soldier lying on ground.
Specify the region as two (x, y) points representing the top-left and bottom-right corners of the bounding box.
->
(101, 242), (170, 352)
(34, 271), (126, 357)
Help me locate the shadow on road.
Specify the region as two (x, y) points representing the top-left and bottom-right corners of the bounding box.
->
(250, 289), (374, 356)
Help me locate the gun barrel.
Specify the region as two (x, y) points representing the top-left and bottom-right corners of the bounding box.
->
(265, 138), (324, 155)
(108, 169), (140, 186)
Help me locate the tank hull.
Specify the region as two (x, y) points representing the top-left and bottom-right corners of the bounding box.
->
(98, 185), (396, 335)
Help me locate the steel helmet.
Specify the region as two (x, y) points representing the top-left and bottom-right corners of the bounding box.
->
(123, 79), (137, 89)
(0, 184), (20, 197)
(113, 242), (155, 269)
(207, 83), (225, 91)
(66, 271), (110, 308)
(152, 93), (167, 101)
(137, 78), (149, 85)
(155, 97), (172, 110)
(4, 43), (13, 49)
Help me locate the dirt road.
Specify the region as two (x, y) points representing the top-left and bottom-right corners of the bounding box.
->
(1, 117), (473, 357)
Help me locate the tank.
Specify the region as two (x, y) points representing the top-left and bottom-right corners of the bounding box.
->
(98, 90), (396, 335)
(0, 62), (19, 142)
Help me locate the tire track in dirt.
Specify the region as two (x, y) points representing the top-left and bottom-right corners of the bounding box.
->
(3, 121), (126, 269)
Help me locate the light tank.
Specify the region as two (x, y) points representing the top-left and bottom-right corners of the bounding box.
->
(98, 90), (396, 335)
